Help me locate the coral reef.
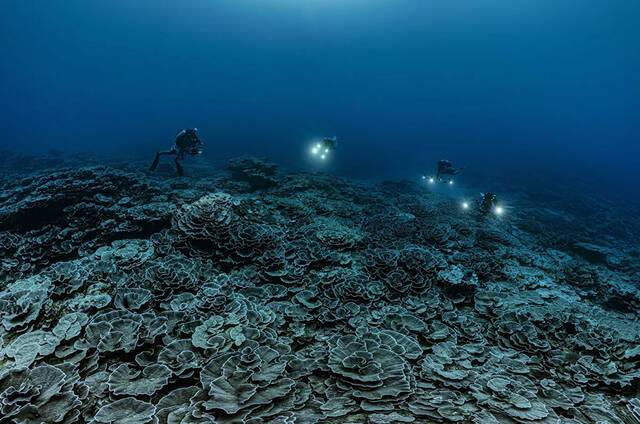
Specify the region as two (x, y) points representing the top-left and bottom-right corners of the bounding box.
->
(0, 160), (638, 423)
(228, 156), (279, 191)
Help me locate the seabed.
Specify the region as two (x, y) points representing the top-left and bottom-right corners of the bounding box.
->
(0, 155), (639, 423)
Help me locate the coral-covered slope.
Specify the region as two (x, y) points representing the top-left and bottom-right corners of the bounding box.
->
(0, 161), (638, 423)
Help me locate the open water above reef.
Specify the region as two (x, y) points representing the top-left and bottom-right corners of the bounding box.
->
(0, 154), (639, 423)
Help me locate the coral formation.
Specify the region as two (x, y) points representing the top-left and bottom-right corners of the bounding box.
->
(228, 156), (279, 191)
(0, 160), (638, 423)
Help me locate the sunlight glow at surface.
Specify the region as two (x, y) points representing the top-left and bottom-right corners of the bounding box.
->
(230, 0), (552, 29)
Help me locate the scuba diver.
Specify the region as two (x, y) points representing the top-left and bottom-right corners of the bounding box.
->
(436, 160), (462, 182)
(321, 136), (338, 151)
(310, 136), (338, 160)
(422, 159), (463, 184)
(477, 192), (500, 215)
(150, 128), (203, 176)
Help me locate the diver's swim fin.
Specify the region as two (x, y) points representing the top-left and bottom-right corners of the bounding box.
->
(150, 154), (160, 171)
(175, 159), (184, 176)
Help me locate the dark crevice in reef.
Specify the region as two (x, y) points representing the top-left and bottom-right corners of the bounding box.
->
(0, 158), (639, 423)
(0, 201), (71, 232)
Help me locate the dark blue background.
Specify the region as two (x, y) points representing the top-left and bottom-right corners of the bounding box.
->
(1, 0), (638, 195)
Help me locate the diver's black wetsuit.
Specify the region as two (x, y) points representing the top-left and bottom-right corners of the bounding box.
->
(150, 129), (203, 176)
(436, 160), (460, 181)
(478, 192), (498, 215)
(321, 136), (338, 152)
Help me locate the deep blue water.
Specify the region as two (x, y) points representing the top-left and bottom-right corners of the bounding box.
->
(1, 0), (639, 197)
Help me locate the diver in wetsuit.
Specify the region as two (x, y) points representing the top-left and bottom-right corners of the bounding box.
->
(436, 160), (462, 182)
(150, 128), (203, 176)
(478, 192), (499, 215)
(310, 136), (338, 160)
(320, 136), (338, 152)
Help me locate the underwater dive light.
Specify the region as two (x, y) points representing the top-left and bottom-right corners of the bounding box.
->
(462, 201), (469, 210)
(311, 142), (322, 155)
(448, 180), (454, 185)
(428, 177), (435, 184)
(311, 141), (329, 160)
(494, 206), (504, 216)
